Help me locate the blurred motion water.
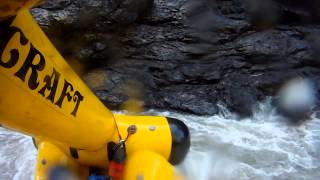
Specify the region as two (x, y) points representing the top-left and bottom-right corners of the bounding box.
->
(0, 128), (36, 180)
(1, 100), (320, 179)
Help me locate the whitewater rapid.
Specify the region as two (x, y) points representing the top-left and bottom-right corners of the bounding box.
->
(1, 100), (320, 180)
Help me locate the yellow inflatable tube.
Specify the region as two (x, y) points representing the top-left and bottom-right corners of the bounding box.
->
(0, 1), (190, 180)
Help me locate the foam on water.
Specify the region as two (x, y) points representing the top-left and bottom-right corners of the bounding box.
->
(1, 100), (320, 179)
(0, 128), (36, 180)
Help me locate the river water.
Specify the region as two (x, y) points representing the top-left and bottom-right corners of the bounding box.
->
(1, 100), (320, 180)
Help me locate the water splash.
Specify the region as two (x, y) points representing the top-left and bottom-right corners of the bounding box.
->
(1, 100), (320, 179)
(0, 128), (36, 180)
(147, 100), (320, 180)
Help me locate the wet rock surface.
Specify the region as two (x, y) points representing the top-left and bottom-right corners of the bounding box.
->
(31, 0), (320, 117)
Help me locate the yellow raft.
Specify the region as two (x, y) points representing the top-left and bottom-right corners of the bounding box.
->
(0, 1), (190, 179)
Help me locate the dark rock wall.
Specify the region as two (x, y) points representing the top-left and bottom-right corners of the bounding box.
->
(31, 0), (320, 116)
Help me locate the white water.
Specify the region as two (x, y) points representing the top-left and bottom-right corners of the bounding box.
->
(0, 128), (36, 180)
(1, 100), (320, 180)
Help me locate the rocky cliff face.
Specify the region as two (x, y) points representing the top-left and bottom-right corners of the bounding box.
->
(31, 0), (320, 117)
